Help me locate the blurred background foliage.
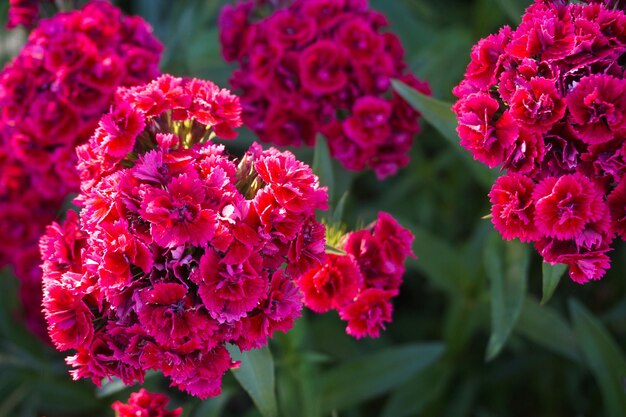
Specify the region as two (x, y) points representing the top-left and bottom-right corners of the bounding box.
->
(1, 0), (625, 416)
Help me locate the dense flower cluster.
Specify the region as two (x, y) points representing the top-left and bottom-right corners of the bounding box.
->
(0, 1), (162, 337)
(453, 0), (626, 283)
(219, 0), (430, 179)
(112, 389), (182, 417)
(40, 74), (328, 398)
(297, 212), (414, 338)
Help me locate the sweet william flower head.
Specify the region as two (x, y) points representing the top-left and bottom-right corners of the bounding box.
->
(219, 0), (430, 179)
(454, 0), (626, 283)
(42, 74), (328, 399)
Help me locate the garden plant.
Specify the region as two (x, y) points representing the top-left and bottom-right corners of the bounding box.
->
(0, 1), (624, 417)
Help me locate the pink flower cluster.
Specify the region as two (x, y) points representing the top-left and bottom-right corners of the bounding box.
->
(219, 0), (430, 179)
(40, 74), (328, 398)
(453, 0), (626, 283)
(0, 1), (162, 337)
(297, 213), (414, 338)
(112, 389), (182, 417)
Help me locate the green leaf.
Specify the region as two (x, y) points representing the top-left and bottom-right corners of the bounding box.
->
(515, 297), (582, 363)
(228, 345), (278, 417)
(332, 191), (349, 224)
(406, 222), (469, 295)
(541, 263), (567, 305)
(312, 135), (335, 202)
(484, 235), (529, 361)
(391, 80), (495, 189)
(570, 299), (626, 417)
(320, 342), (445, 413)
(381, 362), (452, 417)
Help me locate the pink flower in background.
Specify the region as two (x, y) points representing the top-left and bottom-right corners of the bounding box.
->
(0, 1), (162, 339)
(41, 75), (328, 399)
(219, 0), (430, 179)
(453, 0), (626, 282)
(6, 0), (48, 29)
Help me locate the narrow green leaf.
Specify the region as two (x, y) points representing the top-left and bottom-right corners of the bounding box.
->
(515, 297), (582, 363)
(391, 80), (495, 188)
(332, 191), (349, 224)
(541, 263), (567, 305)
(391, 80), (457, 144)
(228, 345), (278, 417)
(320, 343), (445, 413)
(313, 135), (335, 202)
(381, 362), (452, 417)
(406, 222), (469, 295)
(484, 235), (529, 361)
(570, 299), (626, 417)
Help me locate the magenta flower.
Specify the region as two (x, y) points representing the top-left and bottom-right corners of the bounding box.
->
(6, 0), (47, 29)
(455, 93), (519, 168)
(508, 77), (566, 133)
(339, 288), (396, 339)
(566, 75), (626, 144)
(297, 254), (363, 313)
(41, 75), (327, 399)
(489, 174), (539, 242)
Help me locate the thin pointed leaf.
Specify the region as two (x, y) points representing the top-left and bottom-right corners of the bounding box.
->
(320, 343), (445, 413)
(405, 222), (469, 295)
(541, 263), (567, 305)
(570, 299), (626, 417)
(313, 135), (335, 202)
(391, 80), (495, 189)
(332, 192), (349, 223)
(484, 235), (529, 361)
(228, 345), (278, 417)
(516, 297), (582, 363)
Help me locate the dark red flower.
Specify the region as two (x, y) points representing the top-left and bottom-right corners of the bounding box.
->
(339, 288), (396, 339)
(297, 254), (362, 313)
(566, 74), (626, 144)
(456, 93), (519, 168)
